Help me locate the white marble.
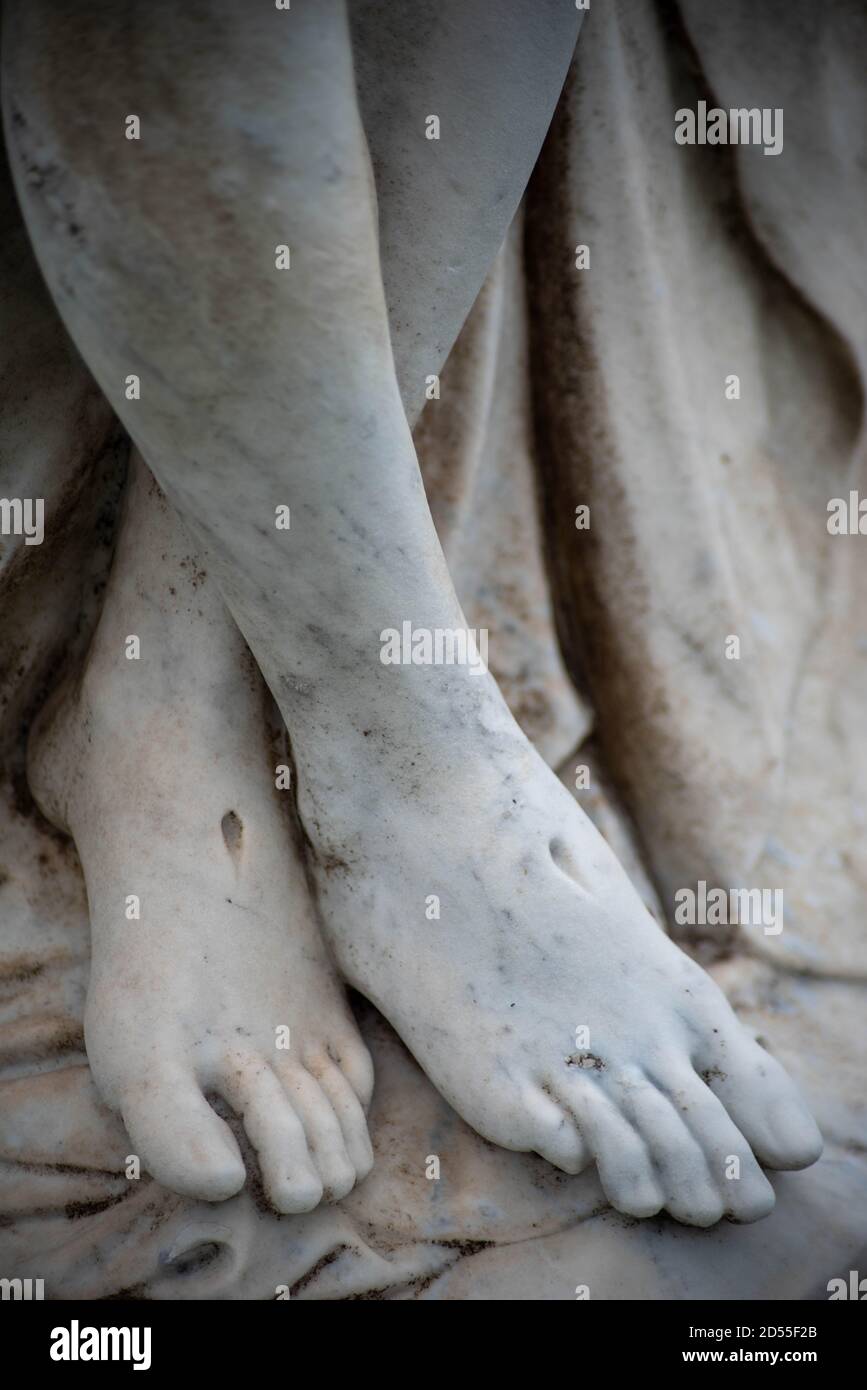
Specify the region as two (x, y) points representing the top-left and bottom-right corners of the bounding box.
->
(0, 0), (864, 1300)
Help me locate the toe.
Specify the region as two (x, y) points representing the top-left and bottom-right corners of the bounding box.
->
(308, 1059), (375, 1181)
(617, 1072), (725, 1227)
(220, 1062), (323, 1214)
(527, 1086), (590, 1175)
(120, 1066), (246, 1203)
(701, 1033), (823, 1171)
(561, 1078), (665, 1217)
(327, 1039), (375, 1111)
(277, 1064), (357, 1201)
(652, 1062), (775, 1223)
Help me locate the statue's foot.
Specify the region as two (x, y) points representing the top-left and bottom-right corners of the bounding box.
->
(305, 701), (822, 1227)
(26, 457), (373, 1213)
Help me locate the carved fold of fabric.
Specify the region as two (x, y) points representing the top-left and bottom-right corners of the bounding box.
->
(525, 0), (866, 977)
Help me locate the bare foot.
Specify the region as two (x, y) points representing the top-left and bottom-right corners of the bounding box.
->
(27, 456), (373, 1212)
(300, 701), (821, 1227)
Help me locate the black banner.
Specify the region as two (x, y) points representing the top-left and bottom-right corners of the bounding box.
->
(4, 1297), (863, 1375)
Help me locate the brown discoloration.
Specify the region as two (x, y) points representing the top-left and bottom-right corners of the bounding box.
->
(0, 955), (44, 985)
(565, 1052), (605, 1072)
(433, 1237), (495, 1256)
(64, 1192), (127, 1221)
(700, 1066), (727, 1085)
(289, 1245), (348, 1297)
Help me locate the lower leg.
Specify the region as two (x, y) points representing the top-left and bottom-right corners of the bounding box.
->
(5, 0), (528, 811)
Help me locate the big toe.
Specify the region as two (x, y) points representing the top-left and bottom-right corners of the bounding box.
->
(703, 1035), (823, 1171)
(120, 1066), (247, 1202)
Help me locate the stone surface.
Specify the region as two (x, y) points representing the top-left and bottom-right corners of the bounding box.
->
(0, 0), (864, 1299)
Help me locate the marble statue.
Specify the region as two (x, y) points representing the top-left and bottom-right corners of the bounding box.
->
(0, 0), (865, 1300)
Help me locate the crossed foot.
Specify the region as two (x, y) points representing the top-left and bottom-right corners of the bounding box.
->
(27, 458), (821, 1228)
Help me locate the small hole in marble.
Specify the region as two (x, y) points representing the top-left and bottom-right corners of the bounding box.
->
(168, 1241), (226, 1277)
(549, 836), (586, 890)
(221, 810), (243, 856)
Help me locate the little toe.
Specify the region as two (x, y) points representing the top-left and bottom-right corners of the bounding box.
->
(308, 1059), (375, 1181)
(279, 1065), (357, 1201)
(620, 1074), (724, 1227)
(528, 1086), (590, 1175)
(653, 1062), (775, 1223)
(562, 1079), (665, 1217)
(701, 1034), (823, 1171)
(327, 1039), (375, 1111)
(121, 1067), (246, 1203)
(220, 1062), (323, 1214)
